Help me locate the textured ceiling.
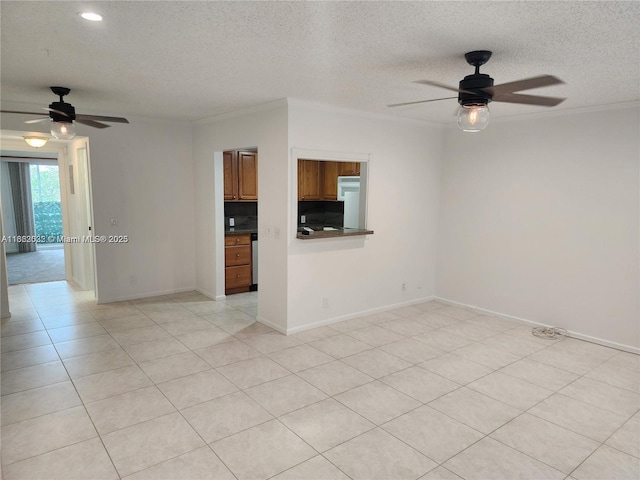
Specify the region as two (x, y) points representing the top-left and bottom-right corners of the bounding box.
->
(1, 1), (638, 125)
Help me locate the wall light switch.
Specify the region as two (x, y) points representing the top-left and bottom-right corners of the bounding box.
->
(110, 218), (118, 227)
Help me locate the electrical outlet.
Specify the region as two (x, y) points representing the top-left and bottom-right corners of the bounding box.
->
(129, 275), (137, 286)
(401, 282), (407, 291)
(274, 226), (280, 239)
(301, 215), (306, 224)
(110, 218), (118, 227)
(229, 217), (235, 227)
(322, 297), (329, 308)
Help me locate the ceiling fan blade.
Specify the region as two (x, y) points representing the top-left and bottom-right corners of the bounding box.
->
(412, 80), (468, 94)
(486, 75), (564, 96)
(388, 96), (457, 108)
(24, 117), (49, 124)
(1, 109), (48, 116)
(75, 118), (110, 129)
(76, 113), (129, 124)
(44, 107), (70, 118)
(492, 92), (566, 107)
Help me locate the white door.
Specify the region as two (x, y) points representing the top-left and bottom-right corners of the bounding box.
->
(75, 146), (95, 290)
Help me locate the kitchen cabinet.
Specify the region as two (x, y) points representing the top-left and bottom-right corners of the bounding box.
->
(338, 162), (360, 176)
(225, 233), (252, 294)
(322, 161), (339, 200)
(298, 159), (322, 200)
(224, 150), (258, 202)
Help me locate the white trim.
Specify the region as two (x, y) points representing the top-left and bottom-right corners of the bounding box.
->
(256, 315), (287, 335)
(195, 98), (288, 125)
(435, 296), (640, 355)
(284, 295), (435, 335)
(287, 97), (444, 128)
(99, 286), (198, 304)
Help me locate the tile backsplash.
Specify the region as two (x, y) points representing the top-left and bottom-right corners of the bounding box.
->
(298, 201), (344, 228)
(224, 202), (257, 230)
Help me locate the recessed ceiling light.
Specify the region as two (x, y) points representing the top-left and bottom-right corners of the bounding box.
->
(79, 12), (103, 22)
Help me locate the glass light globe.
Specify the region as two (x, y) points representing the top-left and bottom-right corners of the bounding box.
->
(51, 121), (76, 140)
(457, 104), (490, 132)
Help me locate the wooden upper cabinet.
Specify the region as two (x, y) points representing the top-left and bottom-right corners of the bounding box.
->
(338, 162), (360, 176)
(298, 159), (321, 200)
(322, 161), (339, 200)
(224, 150), (258, 202)
(237, 151), (258, 201)
(223, 151), (239, 201)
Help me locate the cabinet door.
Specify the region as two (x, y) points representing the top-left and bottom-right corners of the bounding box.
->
(237, 151), (258, 201)
(225, 245), (251, 266)
(322, 161), (338, 200)
(338, 162), (360, 176)
(298, 160), (321, 200)
(225, 265), (252, 289)
(223, 151), (238, 201)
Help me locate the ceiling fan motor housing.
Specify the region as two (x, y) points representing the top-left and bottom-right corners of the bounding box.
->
(48, 101), (76, 123)
(458, 73), (494, 106)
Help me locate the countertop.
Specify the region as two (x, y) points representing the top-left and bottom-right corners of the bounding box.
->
(225, 227), (257, 235)
(296, 227), (374, 240)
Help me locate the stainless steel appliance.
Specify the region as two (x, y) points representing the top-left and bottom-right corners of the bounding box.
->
(251, 232), (258, 290)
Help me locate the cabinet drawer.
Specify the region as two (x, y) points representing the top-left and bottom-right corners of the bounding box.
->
(225, 265), (252, 288)
(225, 245), (251, 266)
(225, 234), (251, 246)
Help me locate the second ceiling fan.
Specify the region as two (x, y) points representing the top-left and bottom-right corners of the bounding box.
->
(389, 50), (566, 132)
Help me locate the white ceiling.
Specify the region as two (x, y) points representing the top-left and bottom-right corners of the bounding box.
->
(1, 1), (638, 126)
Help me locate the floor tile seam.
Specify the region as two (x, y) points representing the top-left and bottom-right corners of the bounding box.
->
(378, 369), (467, 405)
(82, 384), (179, 434)
(213, 358), (293, 391)
(0, 431), (104, 470)
(487, 430), (586, 477)
(595, 406), (640, 458)
(0, 392), (83, 428)
(550, 364), (640, 417)
(582, 371), (640, 395)
(191, 345), (262, 370)
(0, 323), (47, 338)
(330, 387), (426, 427)
(0, 349), (60, 373)
(380, 417), (487, 470)
(168, 387), (245, 415)
(523, 394), (626, 443)
(0, 338), (53, 354)
(464, 370), (555, 409)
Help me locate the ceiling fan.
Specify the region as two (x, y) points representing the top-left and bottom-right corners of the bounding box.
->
(1, 86), (129, 140)
(388, 51), (566, 132)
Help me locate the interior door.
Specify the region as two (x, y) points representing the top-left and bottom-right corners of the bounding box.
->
(75, 146), (95, 290)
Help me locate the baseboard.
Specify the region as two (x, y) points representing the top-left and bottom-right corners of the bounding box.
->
(284, 295), (436, 335)
(99, 286), (198, 304)
(435, 296), (640, 355)
(195, 287), (227, 302)
(256, 315), (287, 335)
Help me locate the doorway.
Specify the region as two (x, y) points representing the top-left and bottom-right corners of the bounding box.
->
(0, 135), (97, 320)
(1, 153), (65, 285)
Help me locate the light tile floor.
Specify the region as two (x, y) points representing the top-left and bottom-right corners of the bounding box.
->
(1, 281), (639, 480)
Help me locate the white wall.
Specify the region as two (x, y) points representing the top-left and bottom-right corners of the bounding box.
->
(437, 105), (640, 350)
(1, 108), (197, 303)
(287, 101), (443, 332)
(87, 117), (196, 302)
(193, 101), (289, 331)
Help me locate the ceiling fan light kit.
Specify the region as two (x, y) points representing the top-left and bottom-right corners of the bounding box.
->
(389, 50), (566, 132)
(23, 135), (49, 148)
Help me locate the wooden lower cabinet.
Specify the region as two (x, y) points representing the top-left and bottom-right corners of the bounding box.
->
(225, 234), (252, 294)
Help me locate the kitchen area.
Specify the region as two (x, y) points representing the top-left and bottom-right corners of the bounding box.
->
(223, 149), (258, 295)
(297, 159), (373, 239)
